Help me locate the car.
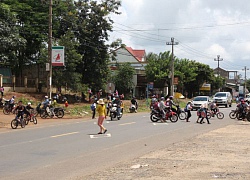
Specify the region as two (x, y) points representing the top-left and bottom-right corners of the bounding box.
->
(191, 96), (211, 111)
(213, 92), (232, 108)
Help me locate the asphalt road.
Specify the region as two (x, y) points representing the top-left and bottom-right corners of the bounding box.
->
(0, 106), (236, 180)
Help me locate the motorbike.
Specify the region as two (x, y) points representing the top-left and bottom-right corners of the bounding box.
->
(40, 107), (64, 119)
(129, 104), (137, 113)
(150, 108), (178, 123)
(3, 101), (16, 115)
(207, 108), (224, 119)
(110, 104), (122, 120)
(229, 107), (239, 119)
(173, 105), (187, 120)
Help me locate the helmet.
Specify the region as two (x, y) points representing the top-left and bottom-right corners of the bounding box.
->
(161, 97), (165, 100)
(169, 96), (173, 99)
(45, 96), (48, 99)
(12, 96), (16, 98)
(27, 102), (31, 105)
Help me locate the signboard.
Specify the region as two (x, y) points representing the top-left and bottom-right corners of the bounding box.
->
(52, 46), (64, 66)
(147, 82), (154, 90)
(46, 63), (50, 71)
(239, 85), (244, 95)
(199, 83), (211, 91)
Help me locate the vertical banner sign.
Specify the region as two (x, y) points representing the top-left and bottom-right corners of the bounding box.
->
(52, 46), (64, 66)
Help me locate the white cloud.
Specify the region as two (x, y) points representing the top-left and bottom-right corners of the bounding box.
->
(109, 0), (250, 77)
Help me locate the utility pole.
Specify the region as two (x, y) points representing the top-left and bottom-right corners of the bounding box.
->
(214, 55), (223, 77)
(242, 66), (249, 97)
(48, 0), (53, 99)
(166, 37), (178, 96)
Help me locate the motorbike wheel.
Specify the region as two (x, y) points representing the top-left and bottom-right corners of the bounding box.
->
(3, 108), (10, 115)
(206, 112), (212, 119)
(150, 114), (159, 122)
(178, 111), (187, 120)
(229, 111), (237, 119)
(216, 112), (224, 119)
(32, 116), (38, 124)
(169, 114), (178, 123)
(40, 112), (48, 119)
(246, 113), (250, 122)
(110, 113), (115, 121)
(236, 112), (243, 120)
(11, 119), (18, 129)
(57, 110), (64, 118)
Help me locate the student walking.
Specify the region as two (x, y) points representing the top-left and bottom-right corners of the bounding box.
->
(185, 101), (192, 122)
(96, 99), (107, 134)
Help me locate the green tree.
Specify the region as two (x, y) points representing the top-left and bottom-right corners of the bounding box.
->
(74, 0), (121, 92)
(113, 62), (135, 96)
(145, 51), (171, 86)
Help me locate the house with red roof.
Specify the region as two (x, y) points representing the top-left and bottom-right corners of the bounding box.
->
(108, 46), (147, 98)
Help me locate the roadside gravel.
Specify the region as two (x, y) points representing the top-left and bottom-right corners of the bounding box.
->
(84, 121), (250, 180)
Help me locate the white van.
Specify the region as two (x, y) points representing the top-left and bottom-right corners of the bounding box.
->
(213, 92), (232, 108)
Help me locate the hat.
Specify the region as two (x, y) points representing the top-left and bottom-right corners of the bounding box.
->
(45, 96), (48, 98)
(97, 99), (105, 105)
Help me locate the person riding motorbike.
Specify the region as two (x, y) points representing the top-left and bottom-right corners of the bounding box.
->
(159, 97), (168, 122)
(210, 101), (218, 116)
(112, 95), (122, 118)
(169, 96), (177, 112)
(130, 96), (138, 112)
(9, 96), (15, 110)
(150, 95), (157, 109)
(238, 99), (248, 120)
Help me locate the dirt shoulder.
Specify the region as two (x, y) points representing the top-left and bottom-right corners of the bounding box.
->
(85, 121), (250, 180)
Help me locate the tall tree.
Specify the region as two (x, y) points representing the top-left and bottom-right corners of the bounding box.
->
(74, 0), (121, 92)
(113, 62), (135, 95)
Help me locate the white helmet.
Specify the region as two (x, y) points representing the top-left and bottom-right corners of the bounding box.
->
(27, 102), (31, 105)
(45, 96), (48, 99)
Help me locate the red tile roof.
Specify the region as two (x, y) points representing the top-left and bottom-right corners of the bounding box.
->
(126, 47), (146, 62)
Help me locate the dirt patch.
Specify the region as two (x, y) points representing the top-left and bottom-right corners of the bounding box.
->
(85, 122), (250, 180)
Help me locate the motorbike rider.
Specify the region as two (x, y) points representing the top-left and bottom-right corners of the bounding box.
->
(150, 95), (157, 109)
(13, 100), (25, 122)
(169, 96), (177, 112)
(238, 99), (248, 120)
(210, 101), (218, 116)
(9, 96), (15, 110)
(130, 96), (138, 112)
(159, 97), (168, 122)
(112, 95), (122, 118)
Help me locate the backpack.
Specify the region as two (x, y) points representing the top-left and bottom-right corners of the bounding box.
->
(184, 104), (188, 112)
(90, 103), (95, 111)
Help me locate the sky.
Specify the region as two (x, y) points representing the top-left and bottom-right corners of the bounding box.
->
(109, 0), (250, 79)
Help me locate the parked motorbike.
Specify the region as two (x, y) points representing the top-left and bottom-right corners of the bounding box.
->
(40, 107), (64, 119)
(129, 104), (137, 113)
(3, 101), (16, 115)
(110, 104), (122, 120)
(150, 108), (178, 123)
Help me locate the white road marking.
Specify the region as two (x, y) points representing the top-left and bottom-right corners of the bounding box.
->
(119, 122), (136, 126)
(90, 133), (111, 139)
(153, 123), (168, 125)
(50, 131), (79, 138)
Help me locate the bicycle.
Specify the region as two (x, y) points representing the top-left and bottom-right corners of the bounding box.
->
(24, 110), (38, 125)
(11, 116), (25, 129)
(207, 109), (224, 119)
